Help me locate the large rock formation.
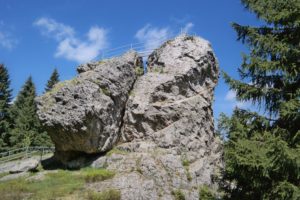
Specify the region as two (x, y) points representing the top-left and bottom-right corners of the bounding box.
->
(37, 34), (222, 199)
(36, 51), (143, 163)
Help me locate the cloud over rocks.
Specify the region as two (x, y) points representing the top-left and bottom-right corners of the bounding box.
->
(135, 24), (172, 51)
(182, 22), (194, 33)
(34, 17), (108, 63)
(135, 22), (194, 53)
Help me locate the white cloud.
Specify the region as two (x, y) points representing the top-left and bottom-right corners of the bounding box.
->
(34, 18), (74, 41)
(0, 21), (17, 50)
(182, 22), (194, 33)
(135, 24), (172, 51)
(34, 17), (108, 63)
(225, 90), (236, 101)
(225, 89), (249, 109)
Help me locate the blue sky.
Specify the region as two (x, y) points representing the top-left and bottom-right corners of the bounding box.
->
(0, 0), (261, 118)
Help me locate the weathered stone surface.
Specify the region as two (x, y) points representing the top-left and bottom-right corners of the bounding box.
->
(88, 35), (223, 199)
(36, 34), (223, 199)
(36, 51), (143, 163)
(9, 158), (39, 174)
(122, 34), (218, 143)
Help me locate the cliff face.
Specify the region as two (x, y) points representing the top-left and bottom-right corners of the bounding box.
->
(36, 34), (223, 199)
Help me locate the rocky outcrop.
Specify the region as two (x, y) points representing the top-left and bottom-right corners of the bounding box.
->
(95, 35), (221, 199)
(36, 34), (222, 199)
(9, 158), (39, 174)
(36, 51), (143, 163)
(122, 35), (218, 144)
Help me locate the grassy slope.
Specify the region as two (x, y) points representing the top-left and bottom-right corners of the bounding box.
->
(0, 168), (120, 200)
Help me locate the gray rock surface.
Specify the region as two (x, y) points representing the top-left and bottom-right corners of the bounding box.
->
(36, 51), (143, 163)
(37, 34), (222, 199)
(9, 158), (39, 173)
(89, 35), (222, 200)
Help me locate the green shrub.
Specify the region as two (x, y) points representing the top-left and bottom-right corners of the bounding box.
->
(181, 157), (192, 181)
(199, 185), (215, 200)
(87, 189), (121, 200)
(135, 67), (144, 76)
(172, 189), (185, 200)
(182, 159), (189, 167)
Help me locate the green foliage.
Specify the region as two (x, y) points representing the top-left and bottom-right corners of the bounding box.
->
(81, 168), (115, 183)
(182, 158), (189, 167)
(135, 67), (144, 76)
(45, 68), (60, 93)
(199, 185), (216, 200)
(181, 157), (192, 181)
(0, 168), (117, 200)
(220, 1), (300, 199)
(87, 189), (121, 200)
(0, 64), (12, 152)
(0, 170), (84, 200)
(9, 77), (51, 148)
(172, 189), (185, 200)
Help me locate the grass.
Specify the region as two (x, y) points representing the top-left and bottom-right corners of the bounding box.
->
(136, 156), (142, 174)
(181, 157), (192, 181)
(135, 67), (144, 76)
(0, 172), (9, 179)
(81, 168), (115, 183)
(199, 185), (216, 200)
(172, 189), (186, 200)
(86, 189), (121, 200)
(0, 170), (83, 200)
(0, 168), (116, 200)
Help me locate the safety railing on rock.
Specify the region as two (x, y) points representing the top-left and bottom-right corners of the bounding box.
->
(93, 36), (176, 61)
(0, 146), (55, 164)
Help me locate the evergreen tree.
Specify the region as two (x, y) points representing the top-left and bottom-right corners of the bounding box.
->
(219, 0), (300, 199)
(45, 68), (59, 92)
(0, 64), (12, 151)
(10, 77), (51, 148)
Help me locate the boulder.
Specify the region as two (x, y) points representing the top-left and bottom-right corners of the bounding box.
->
(89, 35), (222, 199)
(122, 34), (219, 149)
(9, 158), (39, 174)
(36, 51), (143, 164)
(36, 34), (223, 199)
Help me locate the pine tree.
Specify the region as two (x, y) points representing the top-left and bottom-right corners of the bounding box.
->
(0, 64), (12, 151)
(10, 77), (52, 148)
(45, 68), (59, 92)
(219, 0), (300, 199)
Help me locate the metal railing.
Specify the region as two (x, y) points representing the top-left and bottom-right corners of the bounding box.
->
(0, 146), (55, 164)
(93, 36), (175, 61)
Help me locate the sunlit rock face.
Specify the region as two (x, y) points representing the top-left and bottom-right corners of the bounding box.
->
(36, 51), (143, 163)
(37, 35), (223, 199)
